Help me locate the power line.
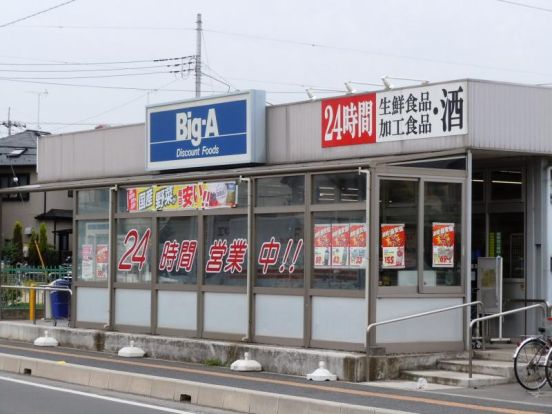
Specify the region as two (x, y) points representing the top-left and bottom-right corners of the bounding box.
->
(0, 0), (77, 29)
(496, 0), (552, 12)
(0, 56), (194, 66)
(0, 68), (194, 81)
(0, 63), (188, 73)
(16, 24), (195, 31)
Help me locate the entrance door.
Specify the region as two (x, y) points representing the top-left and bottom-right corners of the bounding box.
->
(489, 212), (525, 337)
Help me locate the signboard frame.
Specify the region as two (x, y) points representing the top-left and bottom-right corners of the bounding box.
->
(146, 90), (266, 171)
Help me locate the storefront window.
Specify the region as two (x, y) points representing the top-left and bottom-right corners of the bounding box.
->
(158, 217), (197, 284)
(312, 211), (366, 290)
(256, 176), (304, 206)
(77, 220), (109, 282)
(204, 215), (247, 286)
(379, 180), (418, 287)
(116, 218), (152, 283)
(491, 170), (522, 201)
(312, 172), (366, 204)
(78, 189), (109, 214)
(255, 213), (304, 288)
(423, 182), (462, 287)
(472, 171), (484, 202)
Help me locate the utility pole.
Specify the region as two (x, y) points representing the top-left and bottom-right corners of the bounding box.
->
(1, 107), (26, 136)
(195, 13), (202, 98)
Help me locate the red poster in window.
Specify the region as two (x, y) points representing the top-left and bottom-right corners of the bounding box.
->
(331, 224), (349, 267)
(127, 188), (138, 212)
(349, 224), (367, 267)
(321, 93), (376, 148)
(314, 224), (331, 268)
(96, 244), (108, 280)
(432, 223), (455, 268)
(381, 224), (405, 269)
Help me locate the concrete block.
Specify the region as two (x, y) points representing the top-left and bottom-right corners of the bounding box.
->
(307, 400), (341, 414)
(89, 370), (109, 389)
(197, 384), (224, 409)
(66, 366), (92, 386)
(32, 360), (54, 378)
(249, 393), (279, 414)
(277, 397), (309, 414)
(108, 372), (131, 393)
(128, 376), (153, 397)
(2, 356), (20, 373)
(150, 379), (177, 401)
(341, 406), (376, 414)
(19, 359), (38, 376)
(222, 390), (251, 412)
(173, 382), (200, 404)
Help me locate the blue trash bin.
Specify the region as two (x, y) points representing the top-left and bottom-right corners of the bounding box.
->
(50, 279), (71, 319)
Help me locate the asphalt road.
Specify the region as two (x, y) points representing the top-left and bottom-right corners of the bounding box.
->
(0, 372), (233, 414)
(0, 339), (551, 414)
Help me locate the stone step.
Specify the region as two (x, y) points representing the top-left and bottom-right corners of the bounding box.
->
(438, 359), (514, 380)
(401, 369), (510, 388)
(473, 349), (515, 362)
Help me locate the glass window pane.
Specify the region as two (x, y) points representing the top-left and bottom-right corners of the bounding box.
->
(78, 189), (109, 214)
(77, 220), (109, 282)
(116, 218), (152, 283)
(256, 176), (304, 206)
(255, 213), (304, 288)
(379, 180), (418, 287)
(158, 217), (197, 284)
(472, 171), (484, 202)
(312, 211), (366, 290)
(490, 170), (522, 200)
(312, 172), (366, 204)
(204, 215), (247, 286)
(423, 182), (462, 287)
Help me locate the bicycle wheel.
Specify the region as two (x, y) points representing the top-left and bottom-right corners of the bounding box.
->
(514, 338), (548, 391)
(545, 345), (552, 388)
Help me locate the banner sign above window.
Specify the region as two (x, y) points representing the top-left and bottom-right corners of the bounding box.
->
(126, 181), (238, 212)
(322, 81), (467, 147)
(146, 90), (266, 171)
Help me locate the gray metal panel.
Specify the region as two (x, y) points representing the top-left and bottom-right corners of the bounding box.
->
(265, 99), (469, 165)
(265, 105), (288, 162)
(37, 124), (146, 182)
(469, 80), (552, 154)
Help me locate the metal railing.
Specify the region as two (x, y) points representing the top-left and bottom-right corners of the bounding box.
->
(468, 302), (551, 378)
(366, 300), (485, 353)
(0, 284), (72, 324)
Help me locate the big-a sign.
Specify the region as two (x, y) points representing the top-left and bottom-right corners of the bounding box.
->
(146, 90), (266, 171)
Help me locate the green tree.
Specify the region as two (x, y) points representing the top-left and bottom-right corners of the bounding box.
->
(27, 229), (39, 266)
(10, 221), (24, 264)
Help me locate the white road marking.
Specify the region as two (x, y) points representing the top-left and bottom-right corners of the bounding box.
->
(0, 375), (195, 413)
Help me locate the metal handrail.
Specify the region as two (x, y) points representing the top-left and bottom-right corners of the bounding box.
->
(366, 300), (485, 353)
(0, 285), (72, 295)
(468, 302), (551, 378)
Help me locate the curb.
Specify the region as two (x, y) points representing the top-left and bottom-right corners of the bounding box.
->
(0, 353), (410, 414)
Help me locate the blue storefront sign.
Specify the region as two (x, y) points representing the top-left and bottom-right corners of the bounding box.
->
(146, 90), (266, 171)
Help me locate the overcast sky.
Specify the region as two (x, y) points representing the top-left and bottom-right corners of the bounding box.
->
(0, 0), (550, 136)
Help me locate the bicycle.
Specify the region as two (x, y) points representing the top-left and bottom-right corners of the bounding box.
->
(513, 320), (552, 391)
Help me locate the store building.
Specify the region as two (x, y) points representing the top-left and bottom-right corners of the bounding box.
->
(29, 79), (552, 354)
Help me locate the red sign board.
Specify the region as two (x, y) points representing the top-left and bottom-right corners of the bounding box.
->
(321, 93), (376, 147)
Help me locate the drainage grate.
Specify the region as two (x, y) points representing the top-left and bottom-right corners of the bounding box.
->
(23, 368), (32, 375)
(179, 394), (191, 402)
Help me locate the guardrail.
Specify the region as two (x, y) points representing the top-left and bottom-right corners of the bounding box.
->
(0, 284), (72, 324)
(468, 302), (551, 378)
(366, 300), (485, 353)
